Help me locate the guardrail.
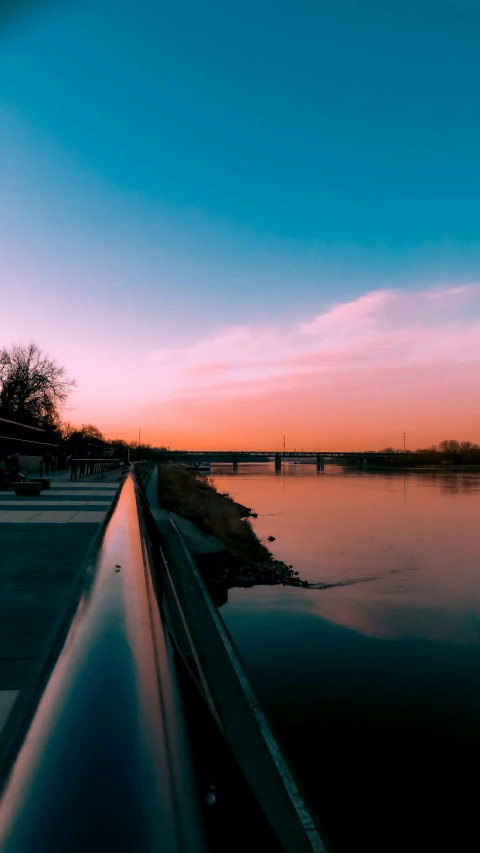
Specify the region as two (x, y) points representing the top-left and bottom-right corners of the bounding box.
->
(133, 460), (155, 489)
(0, 470), (206, 852)
(68, 457), (125, 478)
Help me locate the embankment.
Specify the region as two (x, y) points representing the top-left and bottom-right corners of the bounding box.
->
(157, 465), (307, 595)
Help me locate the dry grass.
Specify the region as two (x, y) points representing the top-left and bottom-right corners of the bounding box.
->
(157, 465), (271, 562)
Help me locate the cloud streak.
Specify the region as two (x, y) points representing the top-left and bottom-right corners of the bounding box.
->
(147, 284), (480, 398)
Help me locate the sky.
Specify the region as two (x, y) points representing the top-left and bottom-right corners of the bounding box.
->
(1, 0), (479, 449)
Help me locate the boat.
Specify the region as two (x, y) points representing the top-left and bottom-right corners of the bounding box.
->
(184, 461), (211, 472)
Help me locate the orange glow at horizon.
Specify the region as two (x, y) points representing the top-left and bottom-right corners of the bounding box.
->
(68, 285), (480, 450)
(11, 284), (480, 450)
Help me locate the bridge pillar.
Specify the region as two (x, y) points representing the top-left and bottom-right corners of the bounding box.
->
(316, 454), (324, 472)
(362, 457), (368, 469)
(274, 454), (282, 472)
(232, 453), (238, 471)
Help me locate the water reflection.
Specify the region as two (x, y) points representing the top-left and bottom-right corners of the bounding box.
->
(212, 464), (480, 645)
(212, 465), (480, 853)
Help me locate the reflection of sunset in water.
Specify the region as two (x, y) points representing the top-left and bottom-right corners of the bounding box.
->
(214, 464), (480, 853)
(213, 465), (480, 643)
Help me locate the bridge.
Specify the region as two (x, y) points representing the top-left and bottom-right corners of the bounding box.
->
(145, 449), (407, 471)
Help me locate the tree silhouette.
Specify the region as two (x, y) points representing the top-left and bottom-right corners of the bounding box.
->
(0, 343), (76, 425)
(437, 440), (460, 453)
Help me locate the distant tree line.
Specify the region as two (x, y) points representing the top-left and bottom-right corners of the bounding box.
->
(58, 423), (157, 459)
(380, 440), (480, 467)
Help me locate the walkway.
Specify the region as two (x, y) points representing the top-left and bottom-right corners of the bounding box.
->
(0, 468), (123, 739)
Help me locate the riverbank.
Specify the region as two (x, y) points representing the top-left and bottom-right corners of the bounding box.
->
(157, 464), (308, 594)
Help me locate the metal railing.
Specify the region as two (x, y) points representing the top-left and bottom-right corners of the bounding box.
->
(0, 471), (206, 852)
(68, 457), (125, 478)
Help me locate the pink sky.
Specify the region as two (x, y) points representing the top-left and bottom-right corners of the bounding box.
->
(5, 283), (480, 449)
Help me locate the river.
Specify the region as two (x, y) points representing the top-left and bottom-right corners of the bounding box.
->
(211, 463), (480, 853)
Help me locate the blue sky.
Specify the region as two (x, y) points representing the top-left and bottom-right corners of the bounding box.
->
(1, 0), (480, 350)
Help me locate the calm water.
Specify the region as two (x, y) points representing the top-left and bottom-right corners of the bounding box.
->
(211, 463), (480, 853)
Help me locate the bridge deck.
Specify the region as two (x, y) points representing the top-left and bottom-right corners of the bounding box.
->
(150, 450), (404, 458)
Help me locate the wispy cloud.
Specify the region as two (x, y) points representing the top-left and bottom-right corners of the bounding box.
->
(146, 283), (480, 399)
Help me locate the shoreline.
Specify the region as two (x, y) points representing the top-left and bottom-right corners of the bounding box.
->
(157, 465), (308, 598)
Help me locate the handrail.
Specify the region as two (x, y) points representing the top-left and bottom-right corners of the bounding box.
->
(0, 471), (206, 852)
(0, 416), (45, 433)
(0, 434), (58, 447)
(68, 458), (125, 478)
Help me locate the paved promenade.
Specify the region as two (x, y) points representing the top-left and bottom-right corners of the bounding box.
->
(0, 469), (123, 737)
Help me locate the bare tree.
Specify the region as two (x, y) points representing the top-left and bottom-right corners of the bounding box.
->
(437, 439), (460, 453)
(459, 441), (479, 452)
(0, 343), (76, 425)
(59, 421), (76, 441)
(79, 424), (105, 442)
